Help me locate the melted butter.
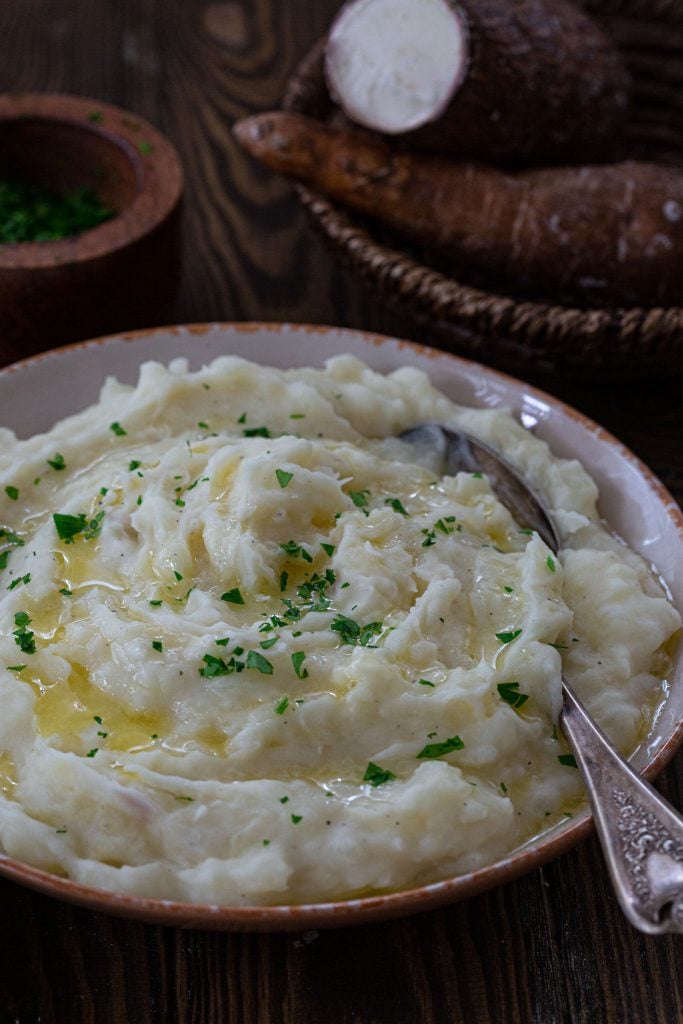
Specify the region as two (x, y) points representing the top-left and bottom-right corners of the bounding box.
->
(29, 663), (172, 755)
(0, 752), (17, 797)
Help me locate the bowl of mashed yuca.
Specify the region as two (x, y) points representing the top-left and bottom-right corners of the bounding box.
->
(0, 323), (680, 930)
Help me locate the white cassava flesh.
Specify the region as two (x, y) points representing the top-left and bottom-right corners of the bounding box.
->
(325, 0), (468, 133)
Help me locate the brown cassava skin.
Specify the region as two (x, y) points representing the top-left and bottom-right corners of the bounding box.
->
(233, 112), (683, 308)
(325, 0), (631, 166)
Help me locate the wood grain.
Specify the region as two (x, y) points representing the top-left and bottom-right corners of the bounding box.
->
(0, 2), (681, 1023)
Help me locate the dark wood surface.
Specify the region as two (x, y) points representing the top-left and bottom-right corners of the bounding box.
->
(0, 2), (681, 1022)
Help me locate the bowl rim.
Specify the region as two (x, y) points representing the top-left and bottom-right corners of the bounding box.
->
(0, 320), (681, 931)
(0, 92), (183, 268)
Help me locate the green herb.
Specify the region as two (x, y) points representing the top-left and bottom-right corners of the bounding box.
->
(260, 635), (278, 650)
(152, 640), (163, 653)
(291, 814), (302, 824)
(279, 796), (289, 804)
(149, 599), (162, 607)
(503, 586), (514, 593)
(330, 615), (383, 647)
(0, 528), (23, 547)
(418, 678), (435, 688)
(275, 469), (293, 489)
(243, 426), (271, 438)
(558, 753), (578, 768)
(421, 528), (436, 547)
(53, 511), (104, 543)
(13, 625), (35, 654)
(47, 453), (66, 471)
(5, 486), (18, 501)
(86, 748), (98, 758)
(349, 489), (370, 512)
(500, 781), (508, 794)
(416, 736), (465, 759)
(173, 570), (183, 581)
(0, 177), (114, 242)
(215, 637), (230, 647)
(362, 761), (396, 787)
(547, 641), (568, 650)
(109, 421), (127, 437)
(279, 540), (313, 563)
(88, 110), (104, 123)
(384, 497), (408, 516)
(8, 573), (31, 591)
(93, 716), (103, 724)
(291, 651), (308, 679)
(497, 681), (529, 710)
(221, 587), (244, 605)
(128, 459), (141, 471)
(495, 629), (522, 644)
(59, 588), (72, 596)
(199, 653), (244, 678)
(7, 664), (26, 672)
(279, 570), (289, 593)
(546, 555), (556, 573)
(197, 421), (209, 431)
(434, 517), (455, 534)
(138, 139), (152, 155)
(320, 542), (335, 557)
(237, 412), (246, 424)
(274, 696), (289, 715)
(14, 611), (30, 628)
(262, 839), (271, 846)
(97, 730), (108, 738)
(0, 553), (8, 570)
(290, 413), (305, 420)
(246, 650), (273, 675)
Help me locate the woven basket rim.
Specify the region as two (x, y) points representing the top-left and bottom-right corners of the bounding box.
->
(282, 16), (683, 371)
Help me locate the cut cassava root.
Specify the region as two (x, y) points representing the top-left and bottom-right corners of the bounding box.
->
(324, 0), (631, 166)
(233, 111), (683, 307)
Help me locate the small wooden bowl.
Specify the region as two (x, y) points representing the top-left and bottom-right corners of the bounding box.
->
(0, 94), (183, 366)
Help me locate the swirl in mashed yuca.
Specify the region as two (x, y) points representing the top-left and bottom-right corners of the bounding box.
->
(0, 355), (678, 905)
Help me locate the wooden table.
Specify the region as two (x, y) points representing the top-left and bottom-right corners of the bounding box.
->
(1, 2), (681, 1021)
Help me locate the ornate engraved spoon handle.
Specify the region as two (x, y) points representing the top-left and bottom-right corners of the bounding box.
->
(560, 681), (683, 934)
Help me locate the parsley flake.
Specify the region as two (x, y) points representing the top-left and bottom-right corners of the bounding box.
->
(246, 650), (273, 675)
(546, 555), (556, 573)
(320, 542), (335, 557)
(5, 486), (18, 501)
(497, 681), (529, 710)
(291, 651), (308, 679)
(47, 453), (66, 471)
(384, 497), (408, 516)
(109, 421), (127, 437)
(416, 736), (465, 759)
(274, 696), (289, 715)
(275, 469), (293, 489)
(152, 640), (163, 653)
(495, 628), (522, 645)
(558, 753), (578, 768)
(291, 814), (303, 824)
(221, 587), (244, 605)
(363, 762), (396, 787)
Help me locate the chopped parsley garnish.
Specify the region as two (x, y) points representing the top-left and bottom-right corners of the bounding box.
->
(128, 460), (141, 471)
(221, 587), (244, 605)
(53, 511), (105, 543)
(497, 681), (529, 710)
(93, 716), (103, 724)
(274, 696), (289, 715)
(279, 570), (289, 593)
(5, 486), (18, 501)
(275, 469), (293, 489)
(109, 421), (127, 437)
(418, 678), (435, 688)
(13, 611), (35, 655)
(152, 640), (163, 653)
(320, 542), (335, 557)
(416, 736), (465, 759)
(237, 412), (246, 424)
(384, 497), (408, 516)
(291, 814), (302, 824)
(349, 489), (370, 513)
(421, 528), (436, 547)
(260, 636), (278, 650)
(173, 570), (183, 581)
(279, 796), (289, 804)
(558, 753), (578, 768)
(86, 748), (98, 758)
(495, 628), (522, 644)
(8, 573), (31, 591)
(500, 781), (508, 794)
(279, 540), (313, 563)
(330, 615), (383, 647)
(199, 653), (244, 678)
(215, 637), (230, 646)
(14, 611), (30, 628)
(246, 650), (273, 675)
(59, 588), (72, 596)
(291, 651), (308, 679)
(546, 555), (556, 573)
(363, 762), (396, 787)
(0, 553), (8, 571)
(243, 426), (271, 438)
(0, 528), (23, 547)
(197, 421), (209, 431)
(7, 665), (26, 672)
(149, 599), (162, 606)
(503, 586), (514, 594)
(47, 453), (66, 471)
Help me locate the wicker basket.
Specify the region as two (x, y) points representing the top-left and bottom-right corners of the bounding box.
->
(282, 2), (683, 379)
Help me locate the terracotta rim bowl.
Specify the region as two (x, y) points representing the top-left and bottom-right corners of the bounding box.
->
(0, 322), (681, 931)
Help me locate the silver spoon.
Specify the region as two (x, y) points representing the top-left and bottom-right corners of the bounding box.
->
(401, 423), (683, 935)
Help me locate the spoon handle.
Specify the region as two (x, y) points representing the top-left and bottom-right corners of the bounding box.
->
(560, 680), (683, 934)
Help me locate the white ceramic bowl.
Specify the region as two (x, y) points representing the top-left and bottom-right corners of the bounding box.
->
(0, 322), (681, 930)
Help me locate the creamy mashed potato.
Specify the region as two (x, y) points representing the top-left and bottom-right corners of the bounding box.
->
(0, 355), (678, 905)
